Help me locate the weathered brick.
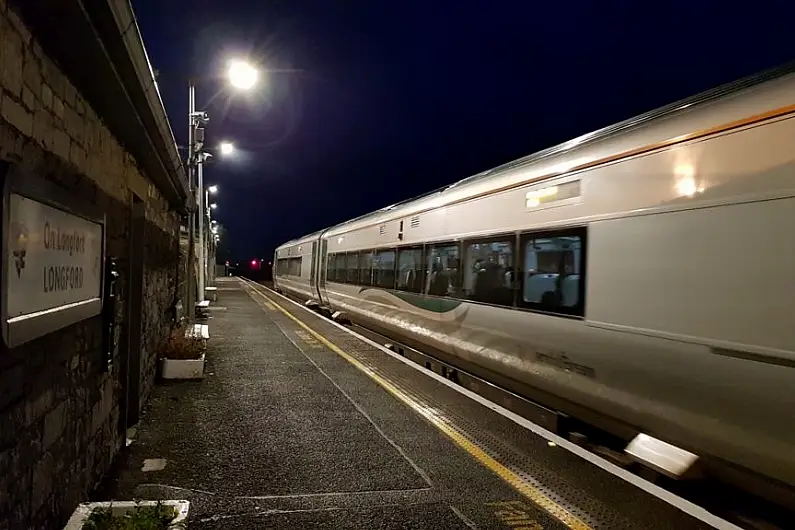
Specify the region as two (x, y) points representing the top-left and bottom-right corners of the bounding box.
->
(22, 52), (41, 95)
(0, 364), (23, 410)
(30, 451), (54, 514)
(42, 401), (67, 449)
(64, 104), (85, 145)
(0, 120), (24, 160)
(52, 96), (64, 120)
(21, 86), (36, 111)
(40, 57), (65, 98)
(32, 108), (54, 149)
(75, 96), (85, 116)
(25, 388), (54, 427)
(69, 141), (87, 173)
(40, 83), (53, 109)
(51, 128), (70, 161)
(1, 26), (24, 97)
(63, 79), (77, 108)
(1, 95), (33, 137)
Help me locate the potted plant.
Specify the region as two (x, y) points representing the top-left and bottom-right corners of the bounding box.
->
(159, 328), (206, 380)
(64, 500), (189, 529)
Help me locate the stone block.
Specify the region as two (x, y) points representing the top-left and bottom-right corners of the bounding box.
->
(40, 57), (65, 98)
(0, 18), (24, 97)
(30, 451), (54, 514)
(64, 104), (85, 146)
(21, 86), (36, 112)
(1, 95), (33, 137)
(52, 128), (70, 162)
(32, 108), (54, 149)
(41, 83), (52, 109)
(22, 52), (41, 96)
(52, 96), (64, 120)
(0, 363), (23, 409)
(0, 120), (24, 160)
(25, 388), (54, 427)
(69, 141), (88, 174)
(89, 399), (104, 436)
(63, 79), (76, 108)
(42, 401), (67, 449)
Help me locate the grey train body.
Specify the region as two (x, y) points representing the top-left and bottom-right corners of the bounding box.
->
(274, 64), (795, 495)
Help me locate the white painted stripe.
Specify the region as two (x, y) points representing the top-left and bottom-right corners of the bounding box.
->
(240, 278), (743, 530)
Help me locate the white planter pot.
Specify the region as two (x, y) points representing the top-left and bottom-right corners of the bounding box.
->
(64, 500), (190, 529)
(161, 353), (205, 380)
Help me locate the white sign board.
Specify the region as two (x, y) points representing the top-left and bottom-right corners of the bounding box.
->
(6, 194), (103, 319)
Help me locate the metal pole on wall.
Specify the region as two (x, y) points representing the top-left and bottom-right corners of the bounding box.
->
(205, 188), (211, 284)
(197, 160), (205, 302)
(186, 81), (197, 324)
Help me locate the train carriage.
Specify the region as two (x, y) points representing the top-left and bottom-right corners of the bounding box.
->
(273, 63), (795, 499)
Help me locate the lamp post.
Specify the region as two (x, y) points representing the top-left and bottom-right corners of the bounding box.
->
(186, 80), (206, 321)
(205, 185), (218, 286)
(189, 59), (259, 309)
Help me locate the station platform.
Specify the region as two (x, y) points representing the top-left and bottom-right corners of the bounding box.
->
(96, 277), (736, 529)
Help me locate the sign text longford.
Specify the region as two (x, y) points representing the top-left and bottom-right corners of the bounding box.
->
(7, 194), (102, 319)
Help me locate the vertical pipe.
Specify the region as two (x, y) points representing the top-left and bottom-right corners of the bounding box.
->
(186, 81), (196, 322)
(197, 160), (205, 301)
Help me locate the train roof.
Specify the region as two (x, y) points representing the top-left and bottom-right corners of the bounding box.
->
(277, 60), (795, 250)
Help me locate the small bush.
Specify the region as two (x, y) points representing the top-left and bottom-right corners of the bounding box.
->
(159, 329), (204, 360)
(83, 501), (177, 530)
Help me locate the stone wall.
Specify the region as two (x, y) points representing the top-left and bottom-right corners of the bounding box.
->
(0, 3), (181, 528)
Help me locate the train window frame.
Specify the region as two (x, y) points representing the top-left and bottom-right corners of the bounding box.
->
(424, 241), (462, 297)
(346, 251), (359, 284)
(335, 253), (347, 283)
(395, 245), (425, 294)
(373, 248), (397, 290)
(327, 253), (338, 283)
(359, 249), (374, 286)
(517, 226), (587, 317)
(461, 233), (517, 308)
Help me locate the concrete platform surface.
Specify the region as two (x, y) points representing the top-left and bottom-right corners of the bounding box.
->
(95, 278), (721, 529)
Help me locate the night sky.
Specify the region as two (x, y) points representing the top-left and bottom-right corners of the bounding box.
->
(133, 0), (794, 263)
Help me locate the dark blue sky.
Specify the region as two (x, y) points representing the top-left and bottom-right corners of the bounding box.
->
(133, 0), (794, 262)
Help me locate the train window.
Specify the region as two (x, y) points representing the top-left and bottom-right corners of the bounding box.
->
(426, 243), (460, 296)
(327, 253), (337, 283)
(396, 246), (424, 293)
(335, 253), (346, 283)
(373, 249), (396, 289)
(463, 237), (514, 306)
(359, 250), (373, 286)
(519, 227), (585, 316)
(288, 257), (302, 277)
(346, 252), (359, 284)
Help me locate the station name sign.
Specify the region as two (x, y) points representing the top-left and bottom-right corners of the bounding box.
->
(2, 173), (105, 347)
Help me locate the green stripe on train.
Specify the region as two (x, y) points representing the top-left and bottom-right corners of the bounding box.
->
(358, 287), (462, 313)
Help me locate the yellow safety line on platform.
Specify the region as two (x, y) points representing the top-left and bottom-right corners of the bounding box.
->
(243, 281), (592, 530)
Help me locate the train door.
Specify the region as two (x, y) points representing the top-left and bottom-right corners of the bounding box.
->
(309, 241), (318, 293)
(317, 237), (328, 304)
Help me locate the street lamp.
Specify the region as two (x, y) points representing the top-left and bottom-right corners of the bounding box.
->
(228, 60), (258, 90)
(188, 58), (259, 309)
(210, 203), (218, 210)
(208, 184), (218, 194)
(220, 142), (234, 156)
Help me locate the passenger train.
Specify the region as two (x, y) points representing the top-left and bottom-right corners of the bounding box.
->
(273, 63), (795, 500)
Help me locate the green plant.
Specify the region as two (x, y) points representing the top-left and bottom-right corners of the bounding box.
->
(159, 329), (204, 360)
(83, 501), (177, 530)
